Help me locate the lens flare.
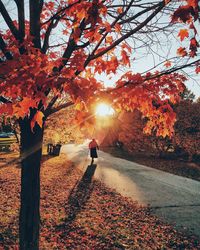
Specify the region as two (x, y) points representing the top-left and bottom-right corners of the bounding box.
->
(95, 103), (115, 116)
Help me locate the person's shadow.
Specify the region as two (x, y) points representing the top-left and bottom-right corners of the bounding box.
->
(56, 164), (97, 234)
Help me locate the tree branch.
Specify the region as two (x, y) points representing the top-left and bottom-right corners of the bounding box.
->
(76, 41), (90, 49)
(0, 0), (19, 39)
(41, 0), (81, 26)
(118, 2), (162, 25)
(85, 0), (135, 60)
(42, 18), (60, 53)
(92, 1), (165, 60)
(14, 0), (25, 41)
(45, 95), (59, 113)
(29, 0), (41, 48)
(0, 33), (13, 60)
(45, 101), (74, 117)
(59, 19), (86, 71)
(110, 58), (200, 92)
(39, 0), (44, 13)
(146, 59), (200, 81)
(0, 96), (12, 103)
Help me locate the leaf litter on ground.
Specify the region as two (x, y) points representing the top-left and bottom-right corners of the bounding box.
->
(0, 152), (200, 249)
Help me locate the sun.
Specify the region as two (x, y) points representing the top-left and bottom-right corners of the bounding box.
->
(95, 103), (115, 116)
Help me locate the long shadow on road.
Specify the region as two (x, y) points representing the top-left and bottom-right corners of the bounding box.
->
(56, 164), (97, 235)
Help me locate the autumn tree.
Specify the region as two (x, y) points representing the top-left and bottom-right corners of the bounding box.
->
(0, 0), (199, 249)
(44, 106), (85, 145)
(180, 87), (196, 101)
(173, 100), (200, 160)
(113, 110), (172, 156)
(117, 110), (151, 152)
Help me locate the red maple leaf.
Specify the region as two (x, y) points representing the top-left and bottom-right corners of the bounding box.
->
(189, 37), (199, 57)
(190, 37), (199, 50)
(164, 61), (172, 68)
(195, 65), (200, 74)
(171, 5), (194, 23)
(177, 47), (187, 57)
(121, 50), (130, 67)
(187, 0), (198, 9)
(178, 29), (189, 41)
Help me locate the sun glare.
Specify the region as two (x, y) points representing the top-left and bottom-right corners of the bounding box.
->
(95, 103), (115, 116)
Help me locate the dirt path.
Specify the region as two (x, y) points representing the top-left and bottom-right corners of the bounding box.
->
(62, 143), (200, 238)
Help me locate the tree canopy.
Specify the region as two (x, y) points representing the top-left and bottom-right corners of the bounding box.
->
(0, 0), (199, 136)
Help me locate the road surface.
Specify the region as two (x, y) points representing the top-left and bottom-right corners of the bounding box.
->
(61, 143), (200, 238)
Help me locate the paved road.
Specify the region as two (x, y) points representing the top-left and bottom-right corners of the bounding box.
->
(61, 143), (200, 238)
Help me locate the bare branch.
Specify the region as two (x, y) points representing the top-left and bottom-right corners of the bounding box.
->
(0, 0), (19, 39)
(29, 0), (41, 48)
(42, 18), (60, 53)
(118, 2), (162, 25)
(14, 0), (25, 41)
(111, 59), (200, 92)
(146, 59), (200, 81)
(92, 1), (165, 60)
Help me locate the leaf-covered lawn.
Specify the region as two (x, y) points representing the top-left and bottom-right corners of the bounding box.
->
(0, 152), (200, 249)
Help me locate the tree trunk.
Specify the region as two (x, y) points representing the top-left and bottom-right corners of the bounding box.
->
(19, 116), (43, 250)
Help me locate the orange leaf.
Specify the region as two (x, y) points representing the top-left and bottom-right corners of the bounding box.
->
(177, 47), (187, 57)
(31, 111), (44, 131)
(121, 50), (130, 67)
(187, 0), (198, 8)
(171, 5), (193, 23)
(178, 29), (189, 41)
(115, 23), (121, 33)
(14, 98), (37, 118)
(121, 43), (132, 53)
(92, 31), (102, 42)
(106, 36), (113, 44)
(195, 65), (200, 74)
(190, 37), (199, 49)
(73, 28), (81, 41)
(117, 7), (123, 14)
(76, 8), (87, 20)
(46, 1), (54, 10)
(104, 22), (111, 32)
(165, 0), (171, 4)
(164, 61), (172, 68)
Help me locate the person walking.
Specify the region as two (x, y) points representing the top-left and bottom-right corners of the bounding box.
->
(89, 138), (99, 165)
